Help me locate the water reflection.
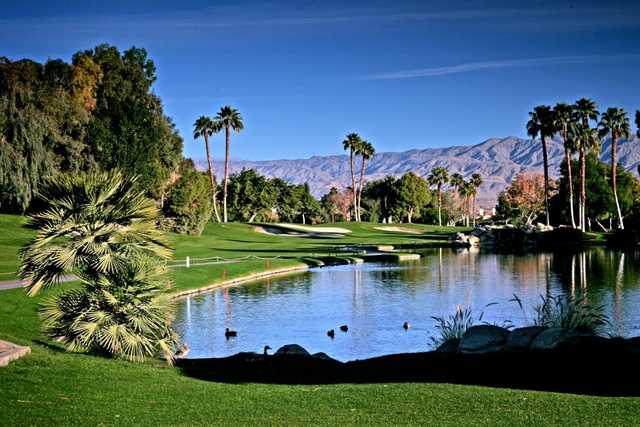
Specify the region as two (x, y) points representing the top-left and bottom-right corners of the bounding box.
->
(174, 248), (640, 361)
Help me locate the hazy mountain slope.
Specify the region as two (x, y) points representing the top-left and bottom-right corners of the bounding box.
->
(197, 136), (640, 207)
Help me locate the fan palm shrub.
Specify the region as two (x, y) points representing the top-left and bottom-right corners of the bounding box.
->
(19, 171), (178, 363)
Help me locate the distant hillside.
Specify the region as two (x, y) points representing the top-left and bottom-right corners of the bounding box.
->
(197, 136), (640, 207)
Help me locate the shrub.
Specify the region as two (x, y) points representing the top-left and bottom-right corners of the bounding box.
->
(532, 295), (609, 334)
(430, 305), (474, 347)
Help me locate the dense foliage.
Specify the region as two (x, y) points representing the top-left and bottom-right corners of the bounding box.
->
(0, 45), (182, 213)
(19, 171), (177, 363)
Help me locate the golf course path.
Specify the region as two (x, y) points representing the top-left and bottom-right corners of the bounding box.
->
(0, 274), (77, 291)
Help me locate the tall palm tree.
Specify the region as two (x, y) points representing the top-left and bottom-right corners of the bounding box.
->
(573, 98), (599, 231)
(527, 105), (554, 226)
(356, 140), (375, 222)
(598, 107), (631, 229)
(342, 133), (362, 222)
(470, 173), (483, 227)
(213, 106), (244, 223)
(569, 122), (600, 231)
(427, 166), (449, 226)
(193, 116), (221, 223)
(553, 103), (577, 228)
(450, 173), (466, 225)
(457, 180), (474, 227)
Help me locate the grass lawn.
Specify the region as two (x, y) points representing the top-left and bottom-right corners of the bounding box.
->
(1, 214), (638, 425)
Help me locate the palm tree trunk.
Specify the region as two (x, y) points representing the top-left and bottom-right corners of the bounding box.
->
(611, 135), (624, 229)
(579, 147), (586, 232)
(541, 135), (550, 226)
(222, 126), (231, 223)
(204, 133), (221, 223)
(437, 185), (442, 227)
(357, 156), (367, 223)
(472, 195), (476, 227)
(565, 147), (576, 228)
(350, 150), (357, 222)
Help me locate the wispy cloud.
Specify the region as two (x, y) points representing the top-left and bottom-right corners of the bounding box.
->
(362, 54), (640, 80)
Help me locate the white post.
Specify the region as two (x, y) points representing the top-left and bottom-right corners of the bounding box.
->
(186, 256), (190, 268)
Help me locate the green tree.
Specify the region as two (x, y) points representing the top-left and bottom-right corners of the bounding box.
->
(164, 159), (213, 235)
(362, 176), (397, 223)
(212, 106), (244, 223)
(193, 116), (221, 222)
(553, 103), (577, 228)
(573, 98), (599, 231)
(527, 105), (554, 226)
(427, 166), (449, 226)
(394, 172), (430, 223)
(19, 171), (177, 363)
(598, 107), (631, 229)
(227, 169), (275, 222)
(342, 133), (363, 221)
(356, 140), (375, 222)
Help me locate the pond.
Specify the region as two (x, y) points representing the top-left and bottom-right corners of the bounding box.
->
(173, 247), (640, 361)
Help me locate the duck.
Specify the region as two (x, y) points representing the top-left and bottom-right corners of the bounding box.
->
(174, 343), (189, 358)
(327, 329), (335, 339)
(339, 324), (348, 332)
(403, 322), (410, 331)
(263, 345), (272, 356)
(225, 328), (237, 339)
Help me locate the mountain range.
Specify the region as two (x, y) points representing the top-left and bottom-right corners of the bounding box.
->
(198, 136), (640, 207)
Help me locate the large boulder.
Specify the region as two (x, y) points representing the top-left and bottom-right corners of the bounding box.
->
(434, 338), (460, 353)
(625, 337), (640, 356)
(504, 326), (547, 351)
(274, 344), (310, 357)
(530, 328), (579, 351)
(459, 325), (510, 354)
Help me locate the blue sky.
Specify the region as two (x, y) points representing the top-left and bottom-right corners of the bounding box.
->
(2, 0), (640, 161)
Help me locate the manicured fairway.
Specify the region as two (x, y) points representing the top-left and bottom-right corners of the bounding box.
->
(1, 215), (639, 426)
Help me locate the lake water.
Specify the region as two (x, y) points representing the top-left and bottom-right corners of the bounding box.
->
(173, 247), (640, 361)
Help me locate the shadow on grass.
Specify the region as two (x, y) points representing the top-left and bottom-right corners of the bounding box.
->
(177, 339), (640, 397)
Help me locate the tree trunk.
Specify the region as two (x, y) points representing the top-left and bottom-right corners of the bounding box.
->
(350, 150), (358, 222)
(437, 184), (442, 227)
(222, 126), (231, 223)
(580, 146), (586, 232)
(357, 156), (367, 223)
(204, 133), (221, 223)
(472, 196), (476, 227)
(565, 147), (576, 228)
(541, 135), (550, 226)
(407, 209), (413, 224)
(611, 135), (624, 229)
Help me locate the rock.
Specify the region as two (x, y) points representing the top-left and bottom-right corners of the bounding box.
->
(530, 328), (579, 351)
(312, 352), (337, 361)
(467, 235), (480, 246)
(274, 344), (310, 357)
(504, 326), (547, 351)
(624, 337), (640, 355)
(459, 325), (510, 354)
(435, 338), (460, 353)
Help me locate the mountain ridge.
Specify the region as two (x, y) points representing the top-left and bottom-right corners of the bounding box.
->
(196, 136), (640, 207)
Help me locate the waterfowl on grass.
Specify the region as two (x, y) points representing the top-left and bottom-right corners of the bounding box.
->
(339, 325), (348, 332)
(263, 345), (272, 355)
(225, 328), (237, 339)
(403, 322), (410, 330)
(327, 329), (335, 339)
(174, 343), (189, 358)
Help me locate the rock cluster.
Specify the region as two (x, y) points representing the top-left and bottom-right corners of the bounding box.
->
(451, 223), (555, 248)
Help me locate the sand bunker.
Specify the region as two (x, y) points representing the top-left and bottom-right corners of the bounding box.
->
(373, 226), (424, 235)
(255, 224), (351, 237)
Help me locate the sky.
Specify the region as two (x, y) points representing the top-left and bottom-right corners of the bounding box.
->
(2, 0), (640, 161)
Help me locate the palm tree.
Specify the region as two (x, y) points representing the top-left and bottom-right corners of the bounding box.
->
(193, 116), (221, 223)
(573, 98), (599, 231)
(636, 110), (640, 137)
(342, 133), (362, 221)
(598, 107), (631, 229)
(356, 140), (375, 222)
(213, 106), (244, 223)
(569, 123), (600, 231)
(527, 105), (554, 226)
(553, 103), (577, 228)
(427, 166), (449, 226)
(19, 171), (177, 363)
(457, 180), (474, 227)
(450, 173), (466, 225)
(470, 173), (483, 227)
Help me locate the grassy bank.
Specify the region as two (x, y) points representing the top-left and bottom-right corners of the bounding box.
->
(1, 215), (639, 425)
